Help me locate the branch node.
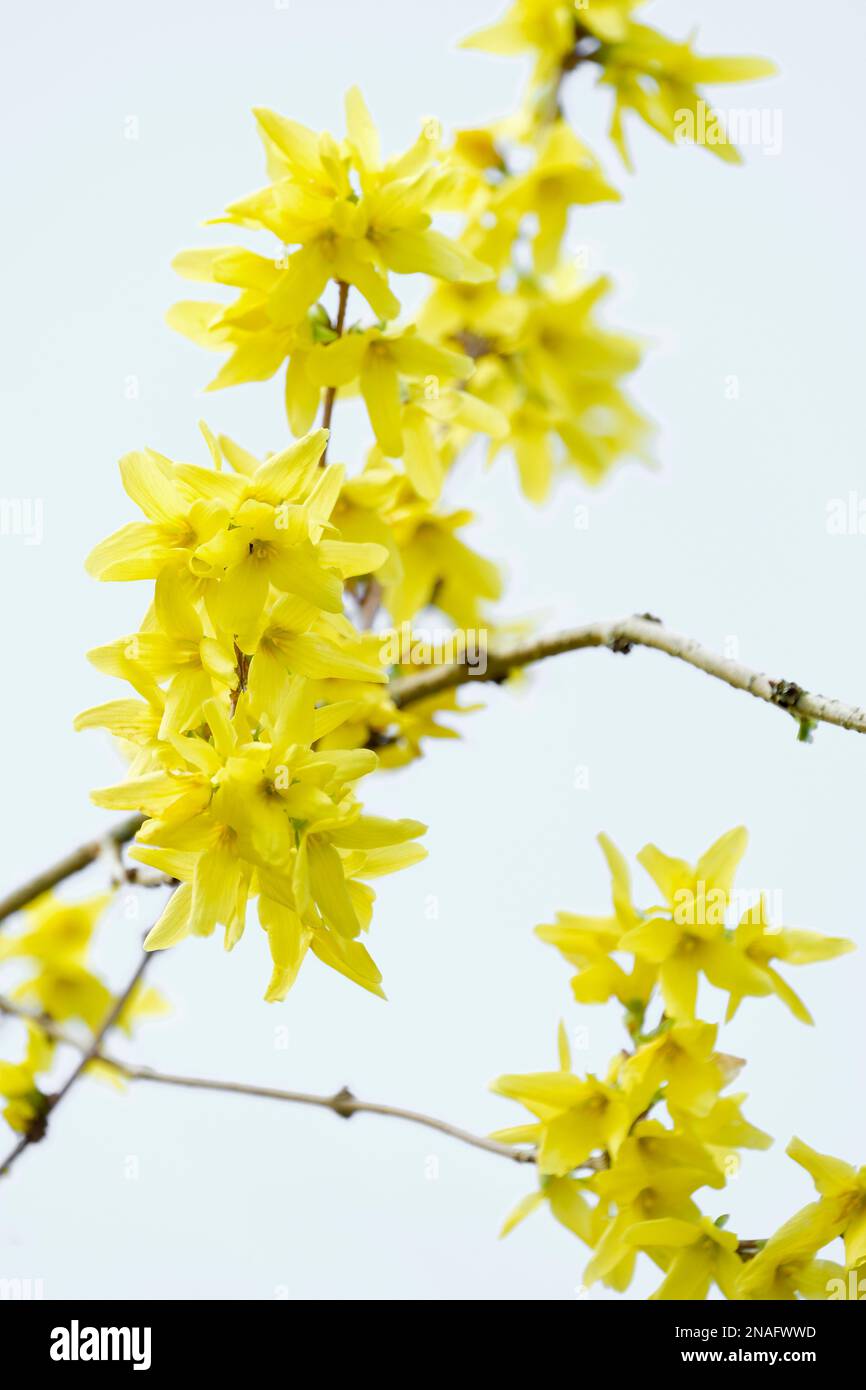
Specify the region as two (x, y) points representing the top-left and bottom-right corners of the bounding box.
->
(769, 679), (806, 709)
(331, 1086), (357, 1119)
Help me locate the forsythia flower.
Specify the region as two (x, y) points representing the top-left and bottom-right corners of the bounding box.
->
(448, 2), (774, 504)
(464, 1), (649, 83)
(465, 1), (776, 167)
(79, 427), (427, 1000)
(736, 1138), (866, 1301)
(492, 123), (620, 270)
(493, 1021), (769, 1297)
(423, 265), (652, 501)
(0, 1025), (53, 1135)
(0, 893), (167, 1133)
(535, 831), (655, 1009)
(334, 454), (503, 628)
(0, 891), (110, 966)
(596, 23), (778, 170)
(538, 828), (853, 1023)
(625, 1215), (743, 1301)
(491, 1023), (641, 1176)
(725, 898), (854, 1024)
(494, 827), (855, 1299)
(169, 89), (493, 428)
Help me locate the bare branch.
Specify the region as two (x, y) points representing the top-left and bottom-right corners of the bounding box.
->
(3, 615), (864, 928)
(319, 279), (350, 457)
(391, 615), (866, 735)
(0, 814), (144, 928)
(0, 995), (540, 1168)
(0, 951), (151, 1177)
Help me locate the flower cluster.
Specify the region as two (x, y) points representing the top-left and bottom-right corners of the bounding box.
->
(167, 90), (507, 756)
(464, 0), (777, 165)
(78, 427), (427, 999)
(168, 90), (500, 462)
(425, 0), (777, 498)
(0, 893), (165, 1134)
(491, 830), (856, 1299)
(739, 1139), (866, 1300)
(536, 828), (853, 1023)
(168, 83), (650, 506)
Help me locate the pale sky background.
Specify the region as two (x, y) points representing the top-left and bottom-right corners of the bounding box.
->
(1, 0), (865, 1301)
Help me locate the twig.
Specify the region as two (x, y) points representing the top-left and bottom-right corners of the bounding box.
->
(0, 814), (144, 928)
(357, 577), (382, 631)
(0, 995), (536, 1168)
(3, 616), (865, 926)
(389, 615), (866, 734)
(0, 951), (151, 1178)
(320, 280), (350, 455)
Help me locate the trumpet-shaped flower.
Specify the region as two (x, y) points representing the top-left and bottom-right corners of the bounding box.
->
(535, 832), (654, 1008)
(491, 1027), (643, 1177)
(170, 89), (493, 423)
(626, 1215), (744, 1300)
(619, 1020), (742, 1119)
(725, 897), (854, 1024)
(0, 1025), (54, 1135)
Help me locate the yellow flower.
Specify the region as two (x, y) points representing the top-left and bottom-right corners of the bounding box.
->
(80, 418), (427, 1000)
(619, 1020), (741, 1119)
(726, 897), (854, 1024)
(738, 1214), (844, 1301)
(463, 1), (647, 84)
(494, 123), (620, 271)
(0, 1025), (54, 1135)
(92, 683), (425, 998)
(491, 1070), (634, 1176)
(598, 22), (777, 169)
(626, 1214), (743, 1300)
(170, 89), (493, 421)
(491, 1025), (641, 1176)
(499, 1173), (605, 1247)
(786, 1139), (866, 1271)
(305, 327), (473, 460)
(668, 1092), (773, 1169)
(463, 0), (578, 84)
(619, 827), (758, 1019)
(535, 832), (655, 1008)
(423, 267), (653, 501)
(736, 1140), (866, 1297)
(0, 891), (111, 966)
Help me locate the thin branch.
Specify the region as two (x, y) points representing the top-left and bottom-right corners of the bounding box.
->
(0, 995), (537, 1168)
(0, 998), (760, 1250)
(0, 813), (144, 928)
(320, 280), (350, 455)
(390, 614), (866, 734)
(0, 952), (151, 1177)
(3, 615), (865, 927)
(134, 1075), (541, 1166)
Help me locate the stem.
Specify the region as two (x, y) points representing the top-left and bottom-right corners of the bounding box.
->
(389, 614), (866, 734)
(3, 613), (865, 925)
(0, 951), (151, 1177)
(0, 996), (758, 1247)
(0, 814), (144, 929)
(0, 998), (536, 1168)
(320, 280), (350, 457)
